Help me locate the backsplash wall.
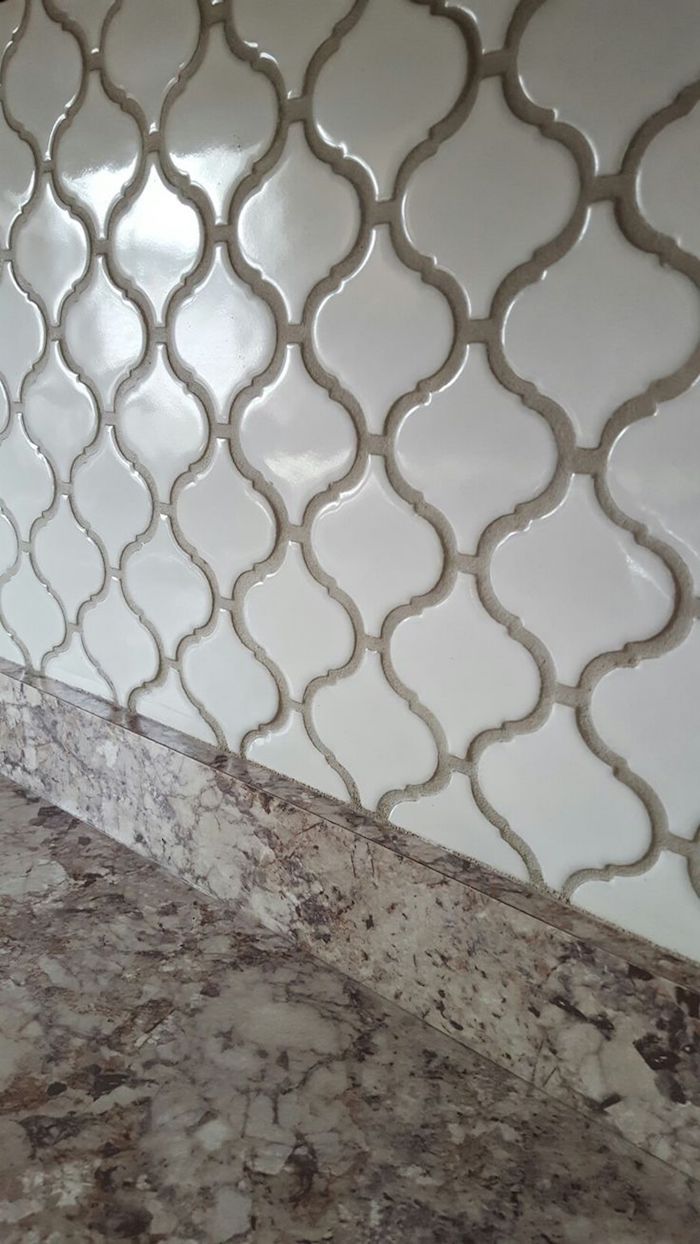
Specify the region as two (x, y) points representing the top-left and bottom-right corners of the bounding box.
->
(0, 0), (699, 961)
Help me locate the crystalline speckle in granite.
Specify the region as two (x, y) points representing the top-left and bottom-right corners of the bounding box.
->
(0, 665), (699, 1186)
(0, 775), (699, 1244)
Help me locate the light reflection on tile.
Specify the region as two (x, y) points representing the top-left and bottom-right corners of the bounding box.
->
(0, 0), (699, 960)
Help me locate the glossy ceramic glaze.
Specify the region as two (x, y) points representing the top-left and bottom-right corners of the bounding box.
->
(0, 0), (699, 960)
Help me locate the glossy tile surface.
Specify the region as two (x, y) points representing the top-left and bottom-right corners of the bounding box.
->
(111, 157), (201, 322)
(0, 264), (43, 399)
(3, 775), (699, 1243)
(3, 0), (81, 158)
(639, 100), (700, 258)
(395, 344), (556, 554)
(0, 414), (52, 539)
(312, 649), (437, 810)
(172, 245), (274, 414)
(314, 225), (452, 434)
(391, 770), (530, 881)
(312, 456), (442, 636)
(182, 607), (278, 749)
(244, 542), (354, 700)
(165, 22), (276, 223)
(247, 707), (349, 800)
(14, 177), (87, 324)
(313, 0), (465, 197)
(115, 345), (207, 503)
(491, 475), (674, 684)
(405, 77), (577, 318)
(575, 850), (700, 964)
(72, 426), (152, 565)
(240, 344), (356, 524)
(502, 205), (699, 446)
(33, 494), (103, 622)
(239, 123), (359, 322)
(23, 342), (97, 481)
(518, 0), (700, 172)
(63, 257), (144, 406)
(1, 0), (700, 958)
(103, 0), (199, 135)
(126, 514), (211, 659)
(55, 71), (140, 237)
(479, 704), (651, 890)
(592, 629), (700, 840)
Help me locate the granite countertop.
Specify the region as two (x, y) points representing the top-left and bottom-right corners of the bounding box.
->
(0, 776), (698, 1244)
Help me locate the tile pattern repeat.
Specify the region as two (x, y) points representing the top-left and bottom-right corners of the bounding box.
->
(0, 0), (699, 955)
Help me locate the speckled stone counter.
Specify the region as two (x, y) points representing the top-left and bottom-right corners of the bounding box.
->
(1, 664), (699, 1183)
(0, 776), (699, 1244)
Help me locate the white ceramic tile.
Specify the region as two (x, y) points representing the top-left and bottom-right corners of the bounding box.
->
(14, 178), (87, 323)
(52, 0), (114, 54)
(103, 0), (199, 133)
(182, 608), (278, 750)
(64, 257), (144, 406)
(314, 226), (452, 434)
(177, 438), (275, 596)
(126, 515), (212, 658)
(395, 346), (556, 553)
(56, 71), (141, 237)
(2, 0), (700, 954)
(0, 510), (18, 577)
(166, 23), (277, 222)
(391, 772), (529, 880)
(1, 554), (65, 667)
(314, 0), (465, 197)
(134, 667), (216, 745)
(406, 78), (577, 318)
(72, 427), (152, 565)
(639, 102), (700, 258)
(391, 574), (539, 756)
(172, 246), (274, 414)
(607, 383), (700, 590)
(479, 705), (650, 889)
(491, 476), (674, 685)
(112, 157), (201, 322)
(574, 852), (700, 962)
(82, 575), (159, 706)
(453, 0), (516, 50)
(0, 264), (44, 401)
(244, 542), (354, 700)
(519, 0), (700, 172)
(235, 0), (349, 98)
(312, 457), (442, 637)
(247, 711), (348, 800)
(592, 629), (700, 841)
(239, 124), (358, 321)
(0, 111), (34, 248)
(0, 626), (22, 664)
(33, 495), (103, 623)
(4, 0), (81, 157)
(116, 345), (207, 503)
(503, 205), (700, 446)
(312, 650), (438, 810)
(240, 345), (355, 525)
(0, 0), (23, 55)
(23, 341), (97, 481)
(45, 631), (112, 701)
(0, 416), (53, 540)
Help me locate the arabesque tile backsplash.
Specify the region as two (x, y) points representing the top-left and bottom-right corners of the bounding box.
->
(0, 0), (699, 961)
